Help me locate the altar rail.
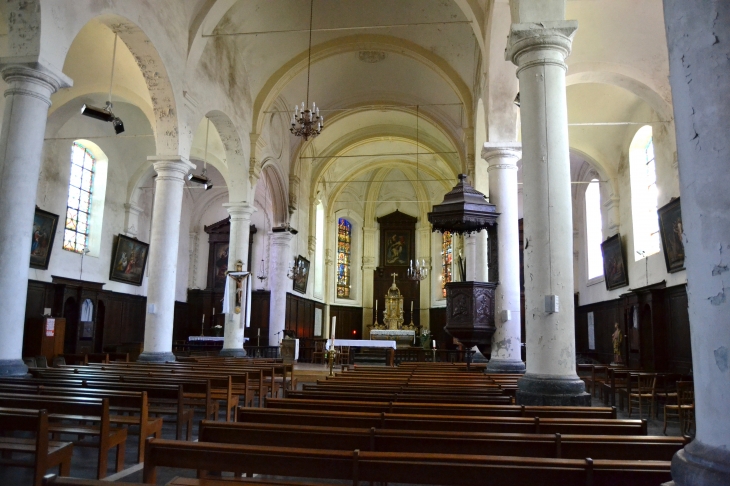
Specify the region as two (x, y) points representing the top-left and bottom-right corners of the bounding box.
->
(394, 348), (465, 364)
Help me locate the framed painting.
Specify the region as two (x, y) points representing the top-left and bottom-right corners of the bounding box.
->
(601, 233), (629, 291)
(211, 242), (230, 290)
(658, 197), (685, 273)
(292, 255), (310, 294)
(109, 234), (150, 286)
(30, 207), (59, 270)
(383, 230), (411, 266)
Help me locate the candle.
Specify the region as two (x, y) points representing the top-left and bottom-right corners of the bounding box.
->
(213, 308), (216, 315)
(411, 301), (414, 312)
(331, 316), (337, 348)
(432, 339), (436, 349)
(257, 328), (260, 337)
(202, 314), (205, 323)
(375, 300), (378, 312)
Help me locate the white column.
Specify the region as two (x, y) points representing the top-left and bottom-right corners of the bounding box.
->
(506, 21), (588, 405)
(220, 203), (256, 357)
(664, 2), (730, 484)
(464, 233), (477, 281)
(268, 231), (293, 347)
(483, 144), (526, 374)
(0, 62), (71, 376)
(138, 156), (195, 362)
(362, 226), (377, 334)
(473, 231), (489, 282)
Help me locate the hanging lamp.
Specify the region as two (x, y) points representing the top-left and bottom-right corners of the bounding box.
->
(290, 0), (323, 141)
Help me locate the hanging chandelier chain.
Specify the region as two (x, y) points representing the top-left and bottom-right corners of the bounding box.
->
(291, 0), (323, 141)
(305, 0), (313, 109)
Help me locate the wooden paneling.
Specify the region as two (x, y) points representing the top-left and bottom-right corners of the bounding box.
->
(575, 284), (691, 373)
(251, 291), (271, 346)
(330, 305), (363, 340)
(429, 307), (447, 346)
(285, 293), (323, 340)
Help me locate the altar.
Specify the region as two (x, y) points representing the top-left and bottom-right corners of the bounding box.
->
(370, 329), (415, 347)
(369, 273), (417, 348)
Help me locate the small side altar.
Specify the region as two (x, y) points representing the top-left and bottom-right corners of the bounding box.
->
(370, 273), (416, 348)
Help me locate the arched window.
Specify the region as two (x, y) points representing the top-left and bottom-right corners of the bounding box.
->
(63, 142), (96, 253)
(585, 179), (604, 279)
(441, 231), (453, 298)
(336, 218), (352, 298)
(630, 126), (660, 259)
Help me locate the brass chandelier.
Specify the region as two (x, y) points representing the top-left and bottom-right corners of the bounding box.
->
(290, 0), (323, 141)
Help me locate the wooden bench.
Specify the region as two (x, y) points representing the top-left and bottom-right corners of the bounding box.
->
(43, 474), (330, 486)
(142, 438), (672, 485)
(0, 408), (74, 486)
(265, 397), (618, 419)
(0, 376), (194, 441)
(0, 383), (162, 463)
(237, 408), (648, 435)
(0, 394), (126, 479)
(283, 389), (512, 404)
(199, 420), (686, 461)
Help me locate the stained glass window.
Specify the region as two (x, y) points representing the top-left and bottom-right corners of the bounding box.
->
(64, 142), (95, 253)
(441, 231), (453, 298)
(337, 218), (352, 298)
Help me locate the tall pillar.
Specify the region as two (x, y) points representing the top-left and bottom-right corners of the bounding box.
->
(268, 231), (293, 347)
(482, 144), (525, 374)
(362, 226), (377, 334)
(138, 156), (195, 362)
(0, 62), (71, 376)
(663, 2), (730, 484)
(220, 203), (256, 357)
(506, 21), (588, 405)
(464, 233), (477, 281)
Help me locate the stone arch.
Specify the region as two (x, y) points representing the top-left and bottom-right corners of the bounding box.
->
(566, 65), (673, 122)
(253, 34), (473, 134)
(260, 160), (289, 227)
(55, 15), (181, 156)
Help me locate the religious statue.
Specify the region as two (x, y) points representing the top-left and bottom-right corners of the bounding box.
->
(612, 322), (623, 364)
(383, 273), (404, 330)
(225, 260), (249, 314)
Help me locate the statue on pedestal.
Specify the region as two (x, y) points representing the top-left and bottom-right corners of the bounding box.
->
(611, 322), (623, 365)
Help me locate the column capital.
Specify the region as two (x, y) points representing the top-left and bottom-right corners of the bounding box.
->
(505, 21), (578, 70)
(482, 142), (522, 169)
(224, 202), (256, 221)
(0, 59), (72, 105)
(148, 155), (196, 180)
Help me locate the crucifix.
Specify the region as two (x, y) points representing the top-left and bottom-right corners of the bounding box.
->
(226, 260), (249, 314)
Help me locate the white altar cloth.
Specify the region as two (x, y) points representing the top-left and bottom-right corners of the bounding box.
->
(327, 339), (396, 350)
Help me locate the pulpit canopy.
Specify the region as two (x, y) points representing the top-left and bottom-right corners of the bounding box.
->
(427, 174), (499, 234)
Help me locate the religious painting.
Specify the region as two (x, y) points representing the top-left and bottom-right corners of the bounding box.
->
(292, 255), (310, 294)
(30, 207), (59, 270)
(383, 230), (410, 266)
(212, 242), (230, 290)
(109, 234), (149, 286)
(658, 197), (685, 273)
(601, 233), (629, 291)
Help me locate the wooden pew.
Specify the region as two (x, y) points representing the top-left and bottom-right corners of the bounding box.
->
(265, 397), (618, 419)
(237, 408), (648, 435)
(199, 420), (686, 461)
(283, 389), (512, 405)
(43, 474), (330, 486)
(0, 376), (194, 441)
(0, 383), (162, 462)
(0, 408), (74, 486)
(142, 438), (672, 486)
(0, 394), (126, 479)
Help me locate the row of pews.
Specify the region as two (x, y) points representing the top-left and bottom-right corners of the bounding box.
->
(4, 359), (685, 485)
(140, 361), (682, 485)
(0, 357), (292, 485)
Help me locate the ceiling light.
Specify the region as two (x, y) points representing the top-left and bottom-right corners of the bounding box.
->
(290, 0), (323, 141)
(188, 172), (213, 190)
(80, 33), (125, 134)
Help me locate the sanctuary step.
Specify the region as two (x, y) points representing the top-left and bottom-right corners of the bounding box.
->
(353, 348), (387, 366)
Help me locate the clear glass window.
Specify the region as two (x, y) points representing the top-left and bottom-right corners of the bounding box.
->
(64, 142), (95, 253)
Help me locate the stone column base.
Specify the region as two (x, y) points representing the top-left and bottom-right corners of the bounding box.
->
(137, 352), (176, 363)
(671, 440), (730, 486)
(486, 358), (526, 374)
(516, 373), (590, 406)
(219, 348), (247, 358)
(0, 359), (29, 377)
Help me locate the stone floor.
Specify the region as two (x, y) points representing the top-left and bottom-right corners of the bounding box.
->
(0, 371), (692, 485)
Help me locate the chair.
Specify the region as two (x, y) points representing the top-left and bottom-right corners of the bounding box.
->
(312, 340), (325, 364)
(52, 356), (66, 367)
(34, 356), (48, 368)
(664, 381), (695, 435)
(654, 373), (680, 419)
(23, 357), (36, 368)
(627, 373), (657, 419)
(588, 365), (608, 398)
(337, 346), (350, 365)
